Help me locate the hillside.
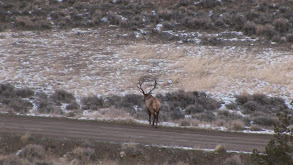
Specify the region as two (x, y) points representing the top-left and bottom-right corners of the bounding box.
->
(0, 0), (293, 46)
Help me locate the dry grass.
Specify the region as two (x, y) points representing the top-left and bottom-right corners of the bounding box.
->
(99, 108), (132, 119)
(214, 144), (227, 154)
(1, 29), (293, 101)
(226, 120), (245, 131)
(176, 49), (293, 96)
(124, 43), (186, 61)
(20, 132), (31, 143)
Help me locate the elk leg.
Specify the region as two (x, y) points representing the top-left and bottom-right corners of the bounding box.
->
(155, 111), (159, 128)
(148, 112), (151, 125)
(152, 113), (155, 126)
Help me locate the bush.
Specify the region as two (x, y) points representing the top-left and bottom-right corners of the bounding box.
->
(36, 92), (62, 115)
(229, 120), (245, 131)
(105, 94), (143, 110)
(66, 102), (80, 110)
(235, 94), (250, 105)
(252, 115), (277, 126)
(184, 17), (212, 29)
(185, 104), (204, 114)
(223, 155), (243, 165)
(218, 111), (242, 121)
(242, 101), (260, 114)
(67, 147), (96, 164)
(81, 96), (104, 110)
(0, 83), (16, 98)
(243, 21), (257, 35)
(252, 93), (272, 105)
(6, 98), (33, 113)
(287, 34), (293, 43)
(170, 108), (185, 120)
(197, 111), (215, 122)
(256, 24), (275, 39)
(16, 87), (34, 98)
(18, 144), (46, 162)
(51, 89), (75, 104)
(252, 112), (293, 165)
(180, 120), (191, 126)
(214, 144), (226, 153)
(225, 103), (237, 110)
(273, 18), (289, 33)
(0, 154), (22, 165)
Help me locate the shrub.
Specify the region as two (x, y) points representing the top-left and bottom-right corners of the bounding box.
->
(66, 102), (80, 110)
(16, 87), (34, 98)
(18, 144), (46, 162)
(273, 18), (289, 33)
(252, 93), (272, 105)
(121, 94), (144, 109)
(235, 94), (250, 105)
(243, 21), (257, 35)
(184, 17), (212, 29)
(14, 16), (34, 30)
(252, 112), (293, 165)
(252, 116), (277, 126)
(218, 111), (242, 121)
(180, 120), (191, 126)
(256, 24), (275, 39)
(105, 94), (143, 110)
(67, 147), (96, 164)
(0, 83), (16, 98)
(51, 89), (75, 104)
(214, 144), (226, 153)
(229, 120), (245, 131)
(225, 103), (237, 110)
(170, 109), (185, 120)
(158, 9), (173, 21)
(6, 98), (33, 113)
(242, 101), (260, 114)
(81, 96), (104, 110)
(287, 34), (293, 43)
(223, 155), (243, 165)
(185, 104), (204, 114)
(0, 154), (22, 165)
(197, 111), (215, 122)
(250, 125), (262, 131)
(36, 92), (62, 115)
(20, 132), (31, 143)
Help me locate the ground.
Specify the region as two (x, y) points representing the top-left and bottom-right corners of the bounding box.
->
(0, 132), (252, 165)
(0, 0), (293, 164)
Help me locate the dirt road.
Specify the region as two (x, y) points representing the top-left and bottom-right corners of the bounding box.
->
(0, 115), (272, 152)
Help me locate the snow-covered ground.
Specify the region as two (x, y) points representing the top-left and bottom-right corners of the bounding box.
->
(0, 28), (292, 134)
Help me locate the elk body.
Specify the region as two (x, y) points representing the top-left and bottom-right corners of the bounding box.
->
(137, 79), (161, 128)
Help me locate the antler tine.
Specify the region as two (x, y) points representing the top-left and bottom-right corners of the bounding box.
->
(148, 78), (157, 94)
(137, 80), (145, 94)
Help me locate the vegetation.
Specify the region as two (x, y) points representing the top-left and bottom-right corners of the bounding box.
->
(0, 133), (252, 165)
(1, 83), (292, 131)
(252, 111), (293, 165)
(0, 0), (292, 45)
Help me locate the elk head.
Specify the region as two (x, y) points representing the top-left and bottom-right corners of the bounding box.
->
(137, 78), (158, 102)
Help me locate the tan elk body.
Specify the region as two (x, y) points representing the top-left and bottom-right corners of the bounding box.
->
(137, 79), (161, 128)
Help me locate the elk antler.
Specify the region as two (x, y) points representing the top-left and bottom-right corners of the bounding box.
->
(137, 80), (146, 95)
(148, 79), (157, 94)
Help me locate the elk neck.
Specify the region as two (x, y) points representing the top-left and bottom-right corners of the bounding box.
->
(143, 93), (152, 102)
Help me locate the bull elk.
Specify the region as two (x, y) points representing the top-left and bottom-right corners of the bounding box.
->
(137, 78), (161, 128)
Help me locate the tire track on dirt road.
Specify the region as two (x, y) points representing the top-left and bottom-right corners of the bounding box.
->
(0, 115), (272, 152)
